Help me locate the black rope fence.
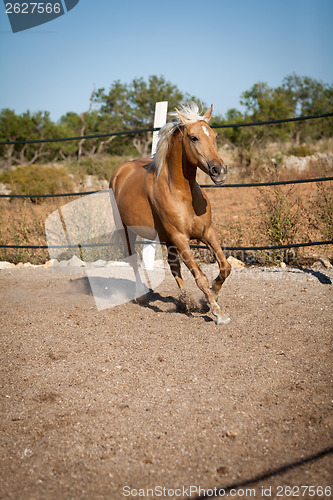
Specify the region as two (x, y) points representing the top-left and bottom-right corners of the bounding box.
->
(1, 175), (333, 199)
(0, 112), (332, 146)
(1, 111), (332, 253)
(200, 176), (333, 189)
(1, 176), (332, 251)
(0, 240), (332, 251)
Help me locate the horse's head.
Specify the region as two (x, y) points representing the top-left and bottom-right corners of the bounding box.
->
(176, 104), (228, 185)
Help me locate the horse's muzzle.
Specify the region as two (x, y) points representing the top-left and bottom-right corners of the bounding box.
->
(209, 163), (228, 185)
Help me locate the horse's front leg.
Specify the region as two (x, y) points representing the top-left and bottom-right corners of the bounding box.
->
(172, 234), (230, 325)
(202, 225), (231, 299)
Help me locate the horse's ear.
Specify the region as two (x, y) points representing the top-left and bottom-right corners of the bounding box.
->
(175, 107), (191, 125)
(203, 104), (213, 123)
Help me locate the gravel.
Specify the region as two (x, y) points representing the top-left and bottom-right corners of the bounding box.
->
(0, 264), (332, 499)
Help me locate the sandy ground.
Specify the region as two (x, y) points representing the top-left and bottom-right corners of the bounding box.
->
(0, 262), (332, 500)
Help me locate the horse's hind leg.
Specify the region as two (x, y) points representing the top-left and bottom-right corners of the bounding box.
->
(110, 191), (149, 303)
(202, 225), (231, 298)
(124, 226), (149, 304)
(171, 234), (230, 325)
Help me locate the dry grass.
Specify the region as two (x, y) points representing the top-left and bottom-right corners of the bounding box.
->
(216, 137), (333, 184)
(0, 198), (70, 264)
(1, 143), (332, 266)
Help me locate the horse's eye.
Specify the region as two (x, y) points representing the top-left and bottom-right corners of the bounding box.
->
(190, 136), (198, 142)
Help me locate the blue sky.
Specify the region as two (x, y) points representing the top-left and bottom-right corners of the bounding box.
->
(1, 0), (332, 122)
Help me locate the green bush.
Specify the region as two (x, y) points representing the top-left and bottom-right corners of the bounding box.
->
(254, 185), (302, 264)
(66, 154), (135, 182)
(0, 165), (74, 200)
(288, 144), (314, 157)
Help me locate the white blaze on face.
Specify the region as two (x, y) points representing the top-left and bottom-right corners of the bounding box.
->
(202, 125), (210, 137)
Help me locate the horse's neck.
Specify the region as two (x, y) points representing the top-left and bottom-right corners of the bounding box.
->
(165, 133), (197, 192)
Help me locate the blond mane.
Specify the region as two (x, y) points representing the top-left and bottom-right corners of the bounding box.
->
(151, 101), (206, 176)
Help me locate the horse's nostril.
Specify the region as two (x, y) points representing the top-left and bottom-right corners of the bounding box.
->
(211, 166), (219, 176)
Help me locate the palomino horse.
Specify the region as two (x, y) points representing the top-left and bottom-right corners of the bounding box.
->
(110, 102), (231, 325)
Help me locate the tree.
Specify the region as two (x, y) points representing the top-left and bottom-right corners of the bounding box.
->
(238, 75), (333, 145)
(212, 108), (251, 151)
(1, 74), (331, 169)
(0, 109), (59, 169)
(281, 74), (333, 142)
(95, 75), (196, 156)
(239, 82), (295, 146)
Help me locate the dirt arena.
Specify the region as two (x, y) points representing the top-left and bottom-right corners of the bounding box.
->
(0, 262), (332, 500)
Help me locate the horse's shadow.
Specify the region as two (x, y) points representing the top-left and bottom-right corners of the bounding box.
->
(297, 267), (332, 285)
(70, 275), (213, 321)
(146, 289), (212, 321)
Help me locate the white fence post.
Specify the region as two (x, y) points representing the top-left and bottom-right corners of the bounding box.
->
(151, 101), (168, 156)
(141, 101), (168, 270)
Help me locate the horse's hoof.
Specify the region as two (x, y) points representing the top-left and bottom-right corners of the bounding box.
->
(135, 293), (149, 305)
(177, 290), (189, 312)
(216, 314), (231, 325)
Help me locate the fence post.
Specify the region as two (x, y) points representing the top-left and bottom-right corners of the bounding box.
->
(151, 101), (168, 156)
(141, 101), (168, 270)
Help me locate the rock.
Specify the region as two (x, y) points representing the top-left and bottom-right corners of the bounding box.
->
(227, 256), (245, 269)
(0, 261), (15, 269)
(284, 153), (333, 173)
(55, 256), (86, 273)
(106, 261), (130, 267)
(0, 183), (11, 195)
(16, 262), (24, 268)
(44, 259), (58, 268)
(66, 255), (85, 267)
(280, 262), (287, 268)
(319, 258), (332, 269)
(312, 259), (333, 269)
(90, 259), (107, 267)
(81, 175), (109, 191)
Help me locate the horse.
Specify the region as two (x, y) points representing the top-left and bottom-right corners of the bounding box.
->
(110, 102), (231, 325)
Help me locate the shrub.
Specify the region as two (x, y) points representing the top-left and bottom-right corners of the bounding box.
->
(312, 183), (333, 241)
(65, 154), (136, 183)
(288, 144), (314, 157)
(0, 165), (74, 201)
(254, 185), (302, 264)
(0, 199), (52, 264)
